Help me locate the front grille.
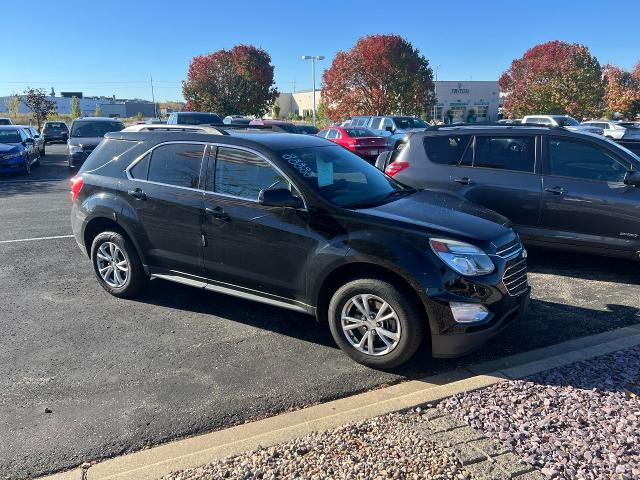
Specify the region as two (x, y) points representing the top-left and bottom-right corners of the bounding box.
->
(502, 257), (528, 296)
(495, 237), (522, 258)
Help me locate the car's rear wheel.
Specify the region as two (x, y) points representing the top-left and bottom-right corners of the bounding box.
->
(90, 231), (148, 298)
(328, 278), (425, 368)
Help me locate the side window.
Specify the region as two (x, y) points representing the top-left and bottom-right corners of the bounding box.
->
(326, 129), (338, 139)
(382, 118), (394, 130)
(317, 130), (328, 138)
(19, 129), (28, 141)
(369, 117), (382, 130)
(423, 135), (472, 165)
(548, 137), (629, 182)
(211, 147), (288, 200)
(474, 136), (535, 173)
(147, 143), (204, 188)
(335, 130), (342, 139)
(129, 153), (150, 179)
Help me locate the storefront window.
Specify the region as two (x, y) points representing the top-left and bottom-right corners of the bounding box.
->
(475, 105), (489, 120)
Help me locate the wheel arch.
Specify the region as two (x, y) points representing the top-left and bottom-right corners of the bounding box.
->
(314, 261), (431, 334)
(82, 216), (146, 266)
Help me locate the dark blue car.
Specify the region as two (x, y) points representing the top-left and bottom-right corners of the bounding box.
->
(0, 126), (36, 175)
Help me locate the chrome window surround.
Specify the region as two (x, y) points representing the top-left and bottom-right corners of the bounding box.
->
(125, 141), (308, 209)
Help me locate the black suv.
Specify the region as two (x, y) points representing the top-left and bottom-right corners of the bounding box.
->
(42, 121), (69, 144)
(67, 117), (125, 169)
(70, 127), (529, 368)
(382, 125), (640, 259)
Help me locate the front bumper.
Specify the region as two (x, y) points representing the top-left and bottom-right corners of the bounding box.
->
(68, 151), (90, 168)
(431, 287), (530, 357)
(0, 155), (28, 173)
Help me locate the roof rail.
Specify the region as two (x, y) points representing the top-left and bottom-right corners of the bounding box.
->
(121, 124), (228, 135)
(427, 122), (565, 131)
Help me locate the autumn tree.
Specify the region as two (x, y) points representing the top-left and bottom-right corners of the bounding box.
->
(94, 105), (103, 117)
(322, 35), (434, 120)
(22, 88), (57, 130)
(602, 65), (640, 119)
(499, 40), (604, 119)
(70, 96), (81, 119)
(182, 45), (278, 117)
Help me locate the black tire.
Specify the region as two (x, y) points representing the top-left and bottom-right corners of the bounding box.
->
(328, 278), (425, 369)
(40, 144), (45, 157)
(23, 157), (31, 175)
(90, 231), (148, 298)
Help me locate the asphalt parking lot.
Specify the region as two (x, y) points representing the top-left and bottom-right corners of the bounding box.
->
(2, 145), (640, 480)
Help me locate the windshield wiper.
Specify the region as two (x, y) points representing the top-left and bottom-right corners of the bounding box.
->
(343, 188), (417, 209)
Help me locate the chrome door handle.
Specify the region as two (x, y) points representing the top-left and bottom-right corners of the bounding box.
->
(545, 186), (566, 195)
(454, 177), (473, 185)
(127, 188), (147, 200)
(205, 206), (230, 221)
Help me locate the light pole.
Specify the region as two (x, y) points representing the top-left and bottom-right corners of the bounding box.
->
(301, 55), (324, 126)
(433, 65), (442, 122)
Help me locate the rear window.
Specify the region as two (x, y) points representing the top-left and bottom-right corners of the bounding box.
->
(71, 121), (124, 138)
(0, 119), (12, 126)
(177, 113), (222, 125)
(423, 135), (472, 165)
(79, 139), (139, 173)
(345, 128), (377, 137)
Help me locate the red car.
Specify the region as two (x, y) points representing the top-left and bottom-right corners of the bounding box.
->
(317, 126), (389, 163)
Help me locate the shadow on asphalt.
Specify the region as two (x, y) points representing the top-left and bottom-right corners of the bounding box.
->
(526, 247), (639, 285)
(130, 267), (640, 380)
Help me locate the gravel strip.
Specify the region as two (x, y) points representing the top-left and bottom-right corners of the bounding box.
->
(162, 411), (471, 479)
(439, 346), (640, 479)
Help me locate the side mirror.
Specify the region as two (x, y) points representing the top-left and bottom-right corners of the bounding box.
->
(385, 126), (394, 133)
(624, 170), (640, 186)
(33, 134), (40, 138)
(24, 137), (35, 144)
(258, 188), (303, 208)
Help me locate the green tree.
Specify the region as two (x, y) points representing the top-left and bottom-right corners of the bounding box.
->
(499, 40), (604, 119)
(136, 112), (144, 121)
(22, 87), (57, 130)
(182, 44), (278, 117)
(272, 103), (281, 119)
(7, 94), (21, 118)
(70, 96), (81, 119)
(94, 105), (103, 117)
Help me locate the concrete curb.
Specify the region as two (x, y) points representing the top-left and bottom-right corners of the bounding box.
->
(39, 324), (640, 480)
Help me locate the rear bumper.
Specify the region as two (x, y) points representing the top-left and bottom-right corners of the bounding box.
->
(43, 134), (68, 143)
(431, 287), (530, 358)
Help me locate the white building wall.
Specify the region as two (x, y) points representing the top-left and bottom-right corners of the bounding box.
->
(434, 81), (500, 122)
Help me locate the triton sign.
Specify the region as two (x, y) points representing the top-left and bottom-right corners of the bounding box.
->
(450, 83), (470, 94)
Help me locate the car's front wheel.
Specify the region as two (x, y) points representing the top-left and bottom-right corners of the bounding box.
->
(328, 278), (425, 368)
(90, 231), (148, 298)
(22, 156), (31, 175)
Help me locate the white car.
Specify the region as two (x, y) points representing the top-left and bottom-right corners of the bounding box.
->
(581, 120), (640, 141)
(521, 115), (603, 135)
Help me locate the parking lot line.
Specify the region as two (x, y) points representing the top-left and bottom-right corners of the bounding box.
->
(0, 178), (68, 183)
(0, 234), (74, 244)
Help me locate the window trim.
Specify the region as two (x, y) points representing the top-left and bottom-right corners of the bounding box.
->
(543, 135), (633, 183)
(125, 141), (208, 192)
(456, 134), (539, 175)
(203, 144), (308, 209)
(126, 141), (308, 209)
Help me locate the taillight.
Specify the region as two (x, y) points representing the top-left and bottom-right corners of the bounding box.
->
(345, 139), (357, 151)
(385, 160), (410, 177)
(70, 175), (84, 203)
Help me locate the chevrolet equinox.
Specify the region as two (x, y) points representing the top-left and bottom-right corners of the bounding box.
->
(70, 126), (530, 368)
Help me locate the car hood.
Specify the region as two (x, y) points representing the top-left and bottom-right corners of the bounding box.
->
(0, 143), (21, 154)
(357, 190), (512, 242)
(567, 125), (602, 134)
(68, 137), (103, 148)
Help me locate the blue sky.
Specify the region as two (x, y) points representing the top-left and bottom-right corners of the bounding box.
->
(2, 1), (639, 101)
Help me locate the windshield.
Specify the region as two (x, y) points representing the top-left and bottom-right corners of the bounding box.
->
(278, 145), (413, 208)
(45, 122), (67, 130)
(392, 117), (428, 129)
(601, 136), (640, 163)
(0, 130), (21, 143)
(179, 113), (222, 125)
(274, 123), (299, 133)
(556, 117), (580, 127)
(71, 121), (124, 138)
(345, 127), (377, 137)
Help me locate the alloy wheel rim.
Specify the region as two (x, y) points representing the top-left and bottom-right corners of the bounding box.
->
(96, 242), (129, 288)
(340, 294), (401, 356)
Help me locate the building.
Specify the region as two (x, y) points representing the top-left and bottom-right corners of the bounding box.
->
(433, 81), (500, 123)
(0, 93), (159, 118)
(273, 81), (500, 122)
(273, 90), (319, 119)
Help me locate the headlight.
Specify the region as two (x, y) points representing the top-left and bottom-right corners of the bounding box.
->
(429, 238), (495, 276)
(1, 152), (22, 160)
(68, 145), (83, 154)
